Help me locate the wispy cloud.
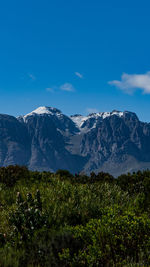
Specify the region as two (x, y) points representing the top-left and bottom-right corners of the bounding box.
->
(86, 108), (99, 114)
(108, 72), (150, 94)
(46, 83), (75, 93)
(60, 83), (75, 92)
(46, 87), (54, 93)
(75, 72), (83, 79)
(28, 73), (36, 81)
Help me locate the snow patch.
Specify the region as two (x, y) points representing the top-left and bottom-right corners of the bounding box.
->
(71, 110), (124, 131)
(70, 115), (88, 128)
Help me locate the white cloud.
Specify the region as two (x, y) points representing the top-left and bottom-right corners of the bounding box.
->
(86, 108), (99, 114)
(60, 83), (75, 92)
(75, 72), (83, 79)
(108, 72), (150, 94)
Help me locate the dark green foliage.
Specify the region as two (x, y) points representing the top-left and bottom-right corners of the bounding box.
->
(117, 170), (150, 194)
(92, 171), (114, 183)
(0, 233), (6, 248)
(0, 165), (29, 186)
(1, 167), (150, 266)
(56, 169), (73, 179)
(117, 170), (150, 211)
(70, 171), (114, 184)
(23, 228), (80, 267)
(60, 209), (150, 266)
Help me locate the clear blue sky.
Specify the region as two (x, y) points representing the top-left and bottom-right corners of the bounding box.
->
(1, 0), (150, 121)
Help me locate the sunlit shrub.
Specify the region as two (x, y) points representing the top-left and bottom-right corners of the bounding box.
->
(59, 208), (150, 266)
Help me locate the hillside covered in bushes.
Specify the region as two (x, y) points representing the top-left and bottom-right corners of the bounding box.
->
(1, 166), (150, 266)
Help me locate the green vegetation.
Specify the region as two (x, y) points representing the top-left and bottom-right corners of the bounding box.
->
(0, 166), (150, 266)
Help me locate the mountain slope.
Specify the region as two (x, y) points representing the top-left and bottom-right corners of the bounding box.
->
(0, 107), (150, 176)
(0, 114), (30, 166)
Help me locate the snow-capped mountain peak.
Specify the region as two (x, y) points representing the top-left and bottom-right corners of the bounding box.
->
(25, 106), (61, 116)
(21, 106), (62, 122)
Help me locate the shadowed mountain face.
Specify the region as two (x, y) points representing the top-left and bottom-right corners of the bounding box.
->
(0, 106), (150, 176)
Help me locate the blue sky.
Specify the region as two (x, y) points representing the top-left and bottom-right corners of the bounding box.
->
(1, 0), (150, 121)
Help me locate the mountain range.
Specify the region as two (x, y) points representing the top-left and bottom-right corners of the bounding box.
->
(0, 106), (150, 176)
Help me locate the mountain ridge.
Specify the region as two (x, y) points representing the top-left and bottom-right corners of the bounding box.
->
(0, 106), (150, 176)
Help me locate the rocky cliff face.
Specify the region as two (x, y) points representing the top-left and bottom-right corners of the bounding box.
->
(0, 106), (150, 176)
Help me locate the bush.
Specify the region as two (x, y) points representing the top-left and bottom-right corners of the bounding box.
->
(1, 166), (150, 266)
(0, 165), (29, 186)
(59, 208), (150, 266)
(9, 190), (48, 244)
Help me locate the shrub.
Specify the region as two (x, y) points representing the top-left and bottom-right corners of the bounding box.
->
(0, 165), (29, 186)
(9, 190), (48, 244)
(59, 208), (150, 266)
